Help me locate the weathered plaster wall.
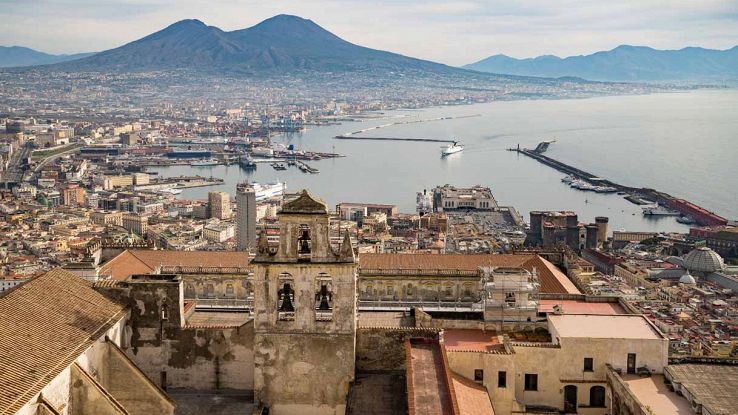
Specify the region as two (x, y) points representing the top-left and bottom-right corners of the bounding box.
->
(119, 278), (255, 391)
(68, 364), (127, 415)
(254, 333), (354, 415)
(102, 343), (175, 415)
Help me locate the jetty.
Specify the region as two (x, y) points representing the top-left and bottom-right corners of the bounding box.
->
(510, 142), (728, 226)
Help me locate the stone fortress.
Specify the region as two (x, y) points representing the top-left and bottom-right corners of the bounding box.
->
(1, 190), (734, 415)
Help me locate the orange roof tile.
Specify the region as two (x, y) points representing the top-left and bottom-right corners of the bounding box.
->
(101, 249), (251, 281)
(0, 269), (126, 414)
(359, 253), (579, 295)
(451, 372), (495, 415)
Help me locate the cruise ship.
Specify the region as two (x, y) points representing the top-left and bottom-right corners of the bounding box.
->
(441, 141), (464, 156)
(254, 182), (286, 202)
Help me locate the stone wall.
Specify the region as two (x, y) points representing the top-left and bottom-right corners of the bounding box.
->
(355, 327), (440, 372)
(99, 276), (256, 392)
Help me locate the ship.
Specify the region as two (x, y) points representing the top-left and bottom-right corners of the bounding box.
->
(254, 182), (286, 202)
(191, 158), (219, 166)
(157, 188), (183, 195)
(166, 148), (212, 158)
(441, 141), (464, 156)
(676, 216), (696, 225)
(239, 155), (257, 170)
(642, 205), (681, 216)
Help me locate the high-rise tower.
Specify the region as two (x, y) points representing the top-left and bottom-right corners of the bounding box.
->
(236, 183), (256, 251)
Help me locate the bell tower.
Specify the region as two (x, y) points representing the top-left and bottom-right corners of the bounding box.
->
(252, 190), (357, 415)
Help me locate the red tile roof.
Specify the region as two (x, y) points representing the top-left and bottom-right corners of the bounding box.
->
(0, 269), (126, 414)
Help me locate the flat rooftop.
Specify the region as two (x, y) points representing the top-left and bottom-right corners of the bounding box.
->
(444, 329), (502, 352)
(549, 314), (662, 340)
(666, 364), (738, 415)
(622, 375), (693, 415)
(538, 299), (626, 315)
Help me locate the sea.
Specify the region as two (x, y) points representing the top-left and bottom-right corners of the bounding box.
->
(150, 89), (738, 234)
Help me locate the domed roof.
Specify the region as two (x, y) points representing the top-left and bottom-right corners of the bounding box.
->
(684, 247), (724, 273)
(679, 272), (696, 285)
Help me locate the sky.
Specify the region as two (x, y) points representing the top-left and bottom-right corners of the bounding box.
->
(1, 0), (737, 66)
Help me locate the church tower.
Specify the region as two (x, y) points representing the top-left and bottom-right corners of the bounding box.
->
(252, 190), (357, 415)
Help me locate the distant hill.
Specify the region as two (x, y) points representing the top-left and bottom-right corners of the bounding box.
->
(50, 15), (462, 75)
(464, 45), (738, 82)
(0, 46), (94, 68)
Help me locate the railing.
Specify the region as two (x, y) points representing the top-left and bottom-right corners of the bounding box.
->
(191, 298), (252, 310)
(161, 266), (252, 275)
(315, 311), (334, 321)
(359, 268), (480, 277)
(278, 311), (295, 321)
(358, 299), (481, 311)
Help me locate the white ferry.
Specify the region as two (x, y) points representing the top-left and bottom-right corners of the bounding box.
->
(441, 141), (464, 156)
(642, 204), (680, 216)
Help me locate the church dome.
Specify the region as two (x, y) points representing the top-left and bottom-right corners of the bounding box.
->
(684, 247), (724, 273)
(679, 272), (696, 285)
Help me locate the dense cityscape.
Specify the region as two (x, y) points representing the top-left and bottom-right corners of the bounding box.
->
(1, 5), (737, 415)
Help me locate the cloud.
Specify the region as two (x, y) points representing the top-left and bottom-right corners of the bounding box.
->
(0, 0), (735, 65)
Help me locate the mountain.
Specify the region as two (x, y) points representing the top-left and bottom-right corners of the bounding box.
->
(51, 15), (460, 75)
(464, 45), (738, 81)
(0, 46), (94, 68)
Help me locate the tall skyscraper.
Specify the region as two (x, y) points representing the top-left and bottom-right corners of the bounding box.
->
(236, 183), (257, 251)
(208, 191), (232, 219)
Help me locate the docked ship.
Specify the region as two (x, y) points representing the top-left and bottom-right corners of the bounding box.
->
(157, 188), (183, 195)
(239, 155), (257, 170)
(191, 158), (219, 166)
(254, 182), (286, 202)
(642, 205), (680, 216)
(166, 148), (212, 158)
(441, 141), (464, 156)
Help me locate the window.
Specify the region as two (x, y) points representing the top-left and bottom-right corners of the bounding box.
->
(498, 371), (507, 388)
(524, 374), (538, 391)
(315, 275), (333, 321)
(226, 284), (234, 295)
(505, 292), (516, 303)
(474, 369), (484, 383)
(298, 224), (311, 256)
(590, 386), (606, 407)
(584, 357), (594, 372)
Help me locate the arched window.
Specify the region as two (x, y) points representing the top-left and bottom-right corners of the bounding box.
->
(298, 224), (311, 255)
(590, 385), (606, 407)
(315, 274), (333, 321)
(278, 282), (295, 312)
(277, 273), (295, 320)
(225, 283), (235, 296)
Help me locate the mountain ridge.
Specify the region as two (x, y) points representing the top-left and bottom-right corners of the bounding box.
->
(464, 45), (738, 81)
(0, 46), (95, 68)
(40, 14), (462, 75)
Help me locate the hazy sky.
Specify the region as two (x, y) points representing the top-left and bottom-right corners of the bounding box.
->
(1, 0), (737, 65)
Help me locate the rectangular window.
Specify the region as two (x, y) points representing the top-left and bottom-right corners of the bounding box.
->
(524, 374), (538, 391)
(474, 369), (484, 383)
(584, 357), (594, 372)
(498, 371), (506, 388)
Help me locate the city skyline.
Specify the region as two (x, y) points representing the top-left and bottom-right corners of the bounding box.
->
(1, 0), (737, 66)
